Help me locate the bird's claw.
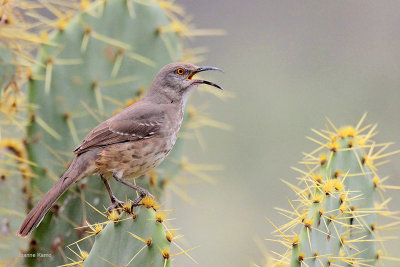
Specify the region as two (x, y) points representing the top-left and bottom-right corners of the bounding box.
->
(107, 197), (125, 214)
(132, 189), (153, 206)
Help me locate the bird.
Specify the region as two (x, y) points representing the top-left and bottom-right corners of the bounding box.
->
(18, 62), (223, 237)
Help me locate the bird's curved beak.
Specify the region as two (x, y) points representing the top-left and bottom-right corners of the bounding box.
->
(189, 66), (223, 90)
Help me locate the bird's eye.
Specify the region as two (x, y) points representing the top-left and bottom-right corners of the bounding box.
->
(176, 68), (185, 75)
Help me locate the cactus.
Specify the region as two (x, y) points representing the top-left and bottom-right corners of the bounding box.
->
(0, 45), (15, 90)
(0, 139), (31, 265)
(80, 197), (173, 267)
(267, 116), (400, 266)
(22, 0), (188, 265)
(0, 43), (25, 133)
(0, 31), (31, 266)
(1, 10), (35, 264)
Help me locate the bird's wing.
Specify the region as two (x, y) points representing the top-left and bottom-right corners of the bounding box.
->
(73, 102), (165, 155)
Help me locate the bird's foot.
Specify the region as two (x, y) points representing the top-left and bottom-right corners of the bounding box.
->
(107, 196), (125, 214)
(133, 188), (154, 206)
(111, 175), (155, 206)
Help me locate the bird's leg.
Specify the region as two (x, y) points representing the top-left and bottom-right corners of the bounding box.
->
(112, 174), (153, 206)
(100, 175), (124, 213)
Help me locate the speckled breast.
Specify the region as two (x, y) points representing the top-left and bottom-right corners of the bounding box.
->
(95, 110), (182, 179)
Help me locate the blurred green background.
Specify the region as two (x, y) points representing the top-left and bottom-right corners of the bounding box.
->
(170, 1), (400, 266)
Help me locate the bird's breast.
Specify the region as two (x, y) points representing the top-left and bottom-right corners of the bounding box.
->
(95, 131), (179, 179)
(95, 105), (184, 179)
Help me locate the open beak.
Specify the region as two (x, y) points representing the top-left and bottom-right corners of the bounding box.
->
(189, 66), (223, 90)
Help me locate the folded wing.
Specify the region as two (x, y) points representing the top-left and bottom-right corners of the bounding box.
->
(74, 102), (165, 155)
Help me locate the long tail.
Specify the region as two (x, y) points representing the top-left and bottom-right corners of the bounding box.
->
(18, 155), (92, 237)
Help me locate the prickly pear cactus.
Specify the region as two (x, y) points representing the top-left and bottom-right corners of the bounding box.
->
(0, 40), (31, 266)
(24, 0), (190, 265)
(0, 45), (15, 91)
(0, 139), (30, 265)
(267, 117), (400, 266)
(81, 197), (172, 267)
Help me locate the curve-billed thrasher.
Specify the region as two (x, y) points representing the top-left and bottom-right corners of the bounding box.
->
(18, 62), (222, 237)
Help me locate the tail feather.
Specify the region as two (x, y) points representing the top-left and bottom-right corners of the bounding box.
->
(17, 176), (73, 237)
(17, 156), (91, 237)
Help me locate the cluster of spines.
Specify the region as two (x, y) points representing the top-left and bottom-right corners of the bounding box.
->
(62, 196), (196, 267)
(266, 115), (400, 267)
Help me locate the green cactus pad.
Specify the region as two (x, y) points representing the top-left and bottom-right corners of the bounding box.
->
(291, 132), (378, 267)
(0, 139), (30, 265)
(0, 45), (15, 91)
(290, 135), (378, 267)
(83, 203), (172, 267)
(268, 120), (398, 267)
(26, 0), (183, 265)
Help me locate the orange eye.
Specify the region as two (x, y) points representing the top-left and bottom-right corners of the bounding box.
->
(176, 68), (185, 75)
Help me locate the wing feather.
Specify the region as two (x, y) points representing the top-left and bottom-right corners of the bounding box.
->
(73, 102), (164, 155)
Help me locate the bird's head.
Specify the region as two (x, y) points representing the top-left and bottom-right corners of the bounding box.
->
(147, 62), (223, 104)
